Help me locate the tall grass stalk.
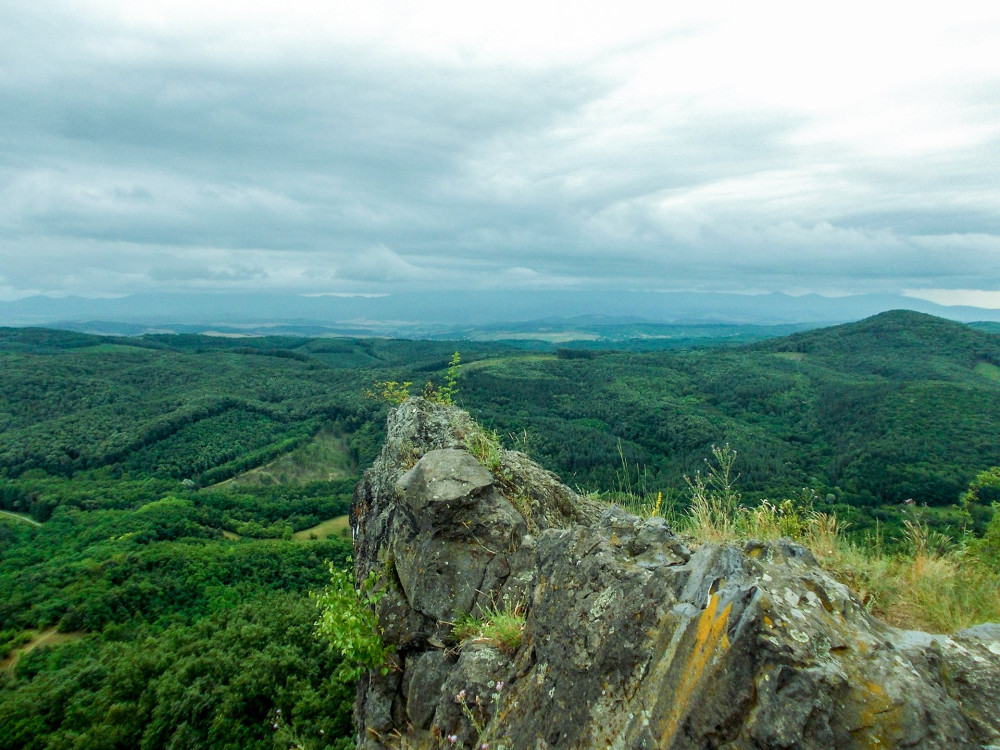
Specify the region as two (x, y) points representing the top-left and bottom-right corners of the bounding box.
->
(605, 444), (1000, 634)
(685, 444), (741, 541)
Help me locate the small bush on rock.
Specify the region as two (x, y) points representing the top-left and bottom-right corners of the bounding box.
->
(364, 381), (411, 405)
(313, 560), (393, 681)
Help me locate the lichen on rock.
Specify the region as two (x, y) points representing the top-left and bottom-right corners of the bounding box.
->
(350, 398), (1000, 749)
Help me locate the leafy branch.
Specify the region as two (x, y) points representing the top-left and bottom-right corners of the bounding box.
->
(313, 559), (393, 682)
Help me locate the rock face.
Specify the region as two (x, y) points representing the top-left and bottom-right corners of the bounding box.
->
(351, 399), (1000, 749)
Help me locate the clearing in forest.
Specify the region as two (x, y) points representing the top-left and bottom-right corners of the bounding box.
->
(292, 514), (350, 541)
(216, 430), (355, 487)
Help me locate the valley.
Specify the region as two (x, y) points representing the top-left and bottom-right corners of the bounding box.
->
(1, 309), (999, 749)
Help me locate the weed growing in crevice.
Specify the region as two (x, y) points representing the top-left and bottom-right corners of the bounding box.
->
(464, 425), (504, 473)
(452, 600), (526, 655)
(447, 680), (510, 750)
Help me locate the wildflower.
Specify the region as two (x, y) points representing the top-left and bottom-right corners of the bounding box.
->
(447, 735), (458, 744)
(494, 681), (504, 692)
(455, 690), (467, 702)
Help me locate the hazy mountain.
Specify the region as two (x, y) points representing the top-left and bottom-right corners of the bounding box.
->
(3, 290), (1000, 336)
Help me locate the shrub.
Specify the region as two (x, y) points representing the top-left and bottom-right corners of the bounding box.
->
(364, 381), (411, 405)
(313, 560), (393, 681)
(464, 425), (503, 472)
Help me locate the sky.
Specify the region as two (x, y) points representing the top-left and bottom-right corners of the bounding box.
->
(2, 1), (1000, 305)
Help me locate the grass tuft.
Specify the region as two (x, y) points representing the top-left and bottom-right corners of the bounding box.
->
(452, 601), (526, 655)
(464, 424), (504, 472)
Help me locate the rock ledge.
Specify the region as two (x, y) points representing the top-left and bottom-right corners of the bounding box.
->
(351, 399), (1000, 749)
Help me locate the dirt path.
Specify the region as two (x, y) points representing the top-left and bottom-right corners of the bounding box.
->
(0, 628), (82, 671)
(0, 510), (41, 527)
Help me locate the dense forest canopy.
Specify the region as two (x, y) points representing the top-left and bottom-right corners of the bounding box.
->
(2, 310), (999, 747)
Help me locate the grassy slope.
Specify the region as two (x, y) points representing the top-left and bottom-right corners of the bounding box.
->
(217, 430), (356, 487)
(292, 515), (351, 541)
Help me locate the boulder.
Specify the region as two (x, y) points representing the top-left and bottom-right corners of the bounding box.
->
(351, 399), (1000, 749)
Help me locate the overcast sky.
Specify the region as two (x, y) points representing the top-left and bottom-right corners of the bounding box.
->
(2, 1), (999, 305)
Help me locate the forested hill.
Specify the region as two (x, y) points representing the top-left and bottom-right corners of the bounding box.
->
(453, 310), (1000, 521)
(0, 328), (510, 486)
(761, 309), (1000, 375)
(2, 311), (1000, 516)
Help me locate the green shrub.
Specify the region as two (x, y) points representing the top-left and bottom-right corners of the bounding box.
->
(364, 381), (411, 405)
(972, 504), (1000, 566)
(313, 560), (392, 681)
(464, 425), (504, 472)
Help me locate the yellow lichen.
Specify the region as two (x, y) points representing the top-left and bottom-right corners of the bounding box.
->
(849, 681), (904, 749)
(657, 593), (732, 746)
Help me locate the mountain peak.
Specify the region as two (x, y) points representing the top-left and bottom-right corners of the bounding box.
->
(763, 309), (999, 364)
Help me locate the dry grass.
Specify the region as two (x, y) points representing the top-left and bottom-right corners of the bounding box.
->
(732, 506), (1000, 633)
(603, 445), (1000, 634)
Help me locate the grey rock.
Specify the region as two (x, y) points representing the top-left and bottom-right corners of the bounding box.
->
(391, 448), (526, 623)
(432, 647), (511, 746)
(351, 399), (1000, 749)
(403, 651), (451, 730)
(395, 449), (494, 522)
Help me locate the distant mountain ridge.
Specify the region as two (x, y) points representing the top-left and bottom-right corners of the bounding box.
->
(3, 290), (1000, 336)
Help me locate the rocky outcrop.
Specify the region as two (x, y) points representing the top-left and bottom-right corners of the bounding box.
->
(351, 399), (1000, 749)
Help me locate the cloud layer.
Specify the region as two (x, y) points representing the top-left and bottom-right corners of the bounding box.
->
(2, 1), (999, 302)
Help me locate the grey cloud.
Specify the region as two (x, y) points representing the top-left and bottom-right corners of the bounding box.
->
(1, 34), (605, 258)
(148, 264), (267, 283)
(336, 244), (427, 283)
(2, 3), (999, 300)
